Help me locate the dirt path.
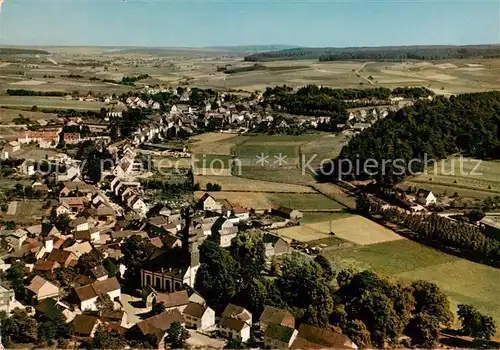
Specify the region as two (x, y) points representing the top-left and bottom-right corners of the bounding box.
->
(355, 62), (376, 85)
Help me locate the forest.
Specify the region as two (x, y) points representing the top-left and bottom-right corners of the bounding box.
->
(320, 92), (500, 184)
(244, 45), (500, 62)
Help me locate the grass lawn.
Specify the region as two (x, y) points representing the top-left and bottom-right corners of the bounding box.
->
(301, 212), (351, 224)
(325, 239), (500, 327)
(267, 193), (345, 210)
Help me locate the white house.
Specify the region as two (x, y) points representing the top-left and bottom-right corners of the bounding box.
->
(27, 276), (59, 301)
(131, 197), (148, 216)
(197, 193), (222, 213)
(74, 277), (121, 311)
(219, 304), (252, 342)
(182, 301), (215, 331)
(416, 189), (437, 206)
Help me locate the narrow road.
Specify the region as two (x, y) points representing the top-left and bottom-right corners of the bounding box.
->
(355, 62), (375, 85)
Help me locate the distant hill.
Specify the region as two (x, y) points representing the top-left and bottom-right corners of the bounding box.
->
(0, 47), (50, 55)
(206, 45), (300, 53)
(244, 44), (500, 62)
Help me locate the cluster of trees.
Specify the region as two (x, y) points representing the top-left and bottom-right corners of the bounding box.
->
(260, 85), (348, 127)
(103, 74), (151, 86)
(0, 48), (50, 55)
(458, 304), (497, 342)
(392, 87), (434, 98)
(193, 231), (489, 348)
(0, 308), (73, 347)
(6, 89), (66, 97)
(244, 45), (500, 62)
(357, 194), (500, 267)
(325, 92), (500, 184)
(75, 142), (113, 183)
(206, 182), (222, 191)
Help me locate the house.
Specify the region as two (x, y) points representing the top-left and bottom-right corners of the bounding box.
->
(479, 216), (500, 240)
(154, 290), (189, 312)
(35, 298), (75, 323)
(55, 202), (72, 216)
(212, 217), (238, 248)
(73, 277), (121, 311)
(131, 197), (149, 216)
(416, 189), (437, 206)
(19, 160), (36, 176)
(182, 301), (215, 331)
(34, 260), (61, 273)
(264, 323), (298, 349)
(64, 241), (93, 259)
(74, 227), (100, 243)
(100, 310), (127, 328)
(27, 276), (59, 301)
(60, 197), (86, 212)
(72, 315), (101, 338)
(272, 206), (303, 220)
(291, 324), (358, 349)
(70, 217), (90, 232)
(219, 304), (252, 342)
(232, 205), (250, 222)
(197, 193), (222, 213)
(259, 306), (295, 332)
(0, 284), (15, 312)
(91, 265), (109, 281)
(60, 182), (94, 197)
(46, 249), (78, 267)
(135, 309), (185, 348)
(263, 234), (290, 258)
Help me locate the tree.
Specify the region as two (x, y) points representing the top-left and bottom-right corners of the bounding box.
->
(165, 321), (190, 348)
(337, 270), (414, 347)
(195, 239), (240, 312)
(224, 338), (244, 349)
(96, 294), (114, 312)
(344, 320), (371, 349)
(457, 304), (497, 342)
(229, 231), (265, 285)
(37, 311), (73, 346)
(77, 249), (103, 274)
(411, 280), (453, 326)
(277, 253), (334, 327)
(314, 254), (334, 282)
(233, 277), (267, 319)
(1, 309), (39, 344)
(92, 329), (126, 349)
(406, 313), (440, 348)
(120, 236), (155, 281)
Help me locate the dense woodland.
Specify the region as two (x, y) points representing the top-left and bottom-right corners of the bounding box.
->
(244, 45), (500, 62)
(319, 92), (500, 184)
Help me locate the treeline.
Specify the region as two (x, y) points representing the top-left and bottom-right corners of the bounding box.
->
(392, 87), (434, 98)
(323, 92), (500, 183)
(104, 74), (151, 86)
(0, 48), (50, 55)
(6, 89), (66, 97)
(357, 194), (500, 267)
(244, 45), (500, 62)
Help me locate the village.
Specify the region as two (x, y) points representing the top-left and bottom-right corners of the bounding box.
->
(1, 83), (499, 349)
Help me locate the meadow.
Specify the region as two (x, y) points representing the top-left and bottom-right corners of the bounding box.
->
(325, 239), (500, 327)
(402, 157), (500, 199)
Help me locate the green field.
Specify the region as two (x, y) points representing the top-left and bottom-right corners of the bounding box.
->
(267, 193), (345, 210)
(403, 157), (500, 199)
(325, 239), (500, 327)
(301, 212), (351, 224)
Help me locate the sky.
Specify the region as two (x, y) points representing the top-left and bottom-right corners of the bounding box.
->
(0, 0), (499, 47)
